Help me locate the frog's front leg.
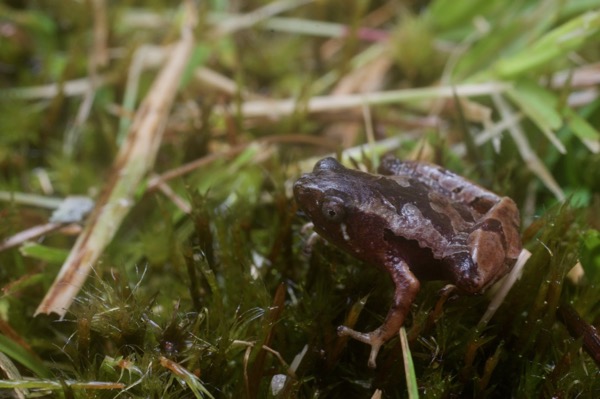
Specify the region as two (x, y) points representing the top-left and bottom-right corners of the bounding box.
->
(337, 259), (420, 368)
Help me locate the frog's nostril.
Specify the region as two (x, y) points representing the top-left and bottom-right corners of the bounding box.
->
(293, 184), (307, 201)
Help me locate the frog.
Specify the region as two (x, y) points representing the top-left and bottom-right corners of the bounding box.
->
(293, 156), (522, 368)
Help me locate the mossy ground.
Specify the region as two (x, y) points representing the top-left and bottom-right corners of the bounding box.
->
(1, 1), (600, 398)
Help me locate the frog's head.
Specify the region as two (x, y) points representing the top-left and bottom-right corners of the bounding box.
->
(294, 157), (385, 257)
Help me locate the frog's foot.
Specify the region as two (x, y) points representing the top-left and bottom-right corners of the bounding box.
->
(299, 223), (320, 256)
(337, 325), (385, 368)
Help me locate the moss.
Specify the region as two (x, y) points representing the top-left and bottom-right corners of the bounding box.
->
(1, 1), (600, 397)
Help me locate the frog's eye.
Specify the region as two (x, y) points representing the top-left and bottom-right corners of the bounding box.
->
(321, 197), (346, 222)
(314, 157), (343, 172)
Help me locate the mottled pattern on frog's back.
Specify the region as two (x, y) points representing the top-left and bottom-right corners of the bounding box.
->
(368, 174), (476, 257)
(379, 156), (501, 215)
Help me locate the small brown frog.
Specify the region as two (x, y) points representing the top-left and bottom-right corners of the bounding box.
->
(293, 157), (521, 368)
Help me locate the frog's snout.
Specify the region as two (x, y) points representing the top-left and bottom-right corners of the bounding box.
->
(293, 177), (308, 203)
(293, 176), (319, 214)
(292, 178), (303, 195)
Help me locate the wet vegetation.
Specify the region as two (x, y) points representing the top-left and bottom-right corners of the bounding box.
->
(1, 0), (600, 397)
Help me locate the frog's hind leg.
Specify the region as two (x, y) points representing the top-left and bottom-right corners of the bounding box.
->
(337, 260), (420, 368)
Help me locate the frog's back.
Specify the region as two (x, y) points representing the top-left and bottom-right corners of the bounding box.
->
(371, 175), (477, 258)
(379, 157), (501, 215)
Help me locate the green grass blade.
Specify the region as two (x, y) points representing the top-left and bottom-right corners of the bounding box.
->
(0, 335), (52, 378)
(492, 10), (600, 78)
(400, 327), (419, 399)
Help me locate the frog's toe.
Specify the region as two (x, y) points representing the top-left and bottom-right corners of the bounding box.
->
(337, 326), (384, 368)
(337, 325), (368, 343)
(366, 339), (383, 368)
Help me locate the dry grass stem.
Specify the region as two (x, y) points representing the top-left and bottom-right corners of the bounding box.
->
(153, 178), (191, 214)
(35, 1), (198, 317)
(212, 0), (314, 37)
(195, 67), (257, 98)
(0, 192), (63, 208)
(452, 113), (525, 157)
(0, 223), (63, 252)
(230, 82), (511, 119)
(91, 0), (109, 68)
(147, 134), (341, 191)
(479, 249), (532, 326)
(1, 76), (108, 99)
(147, 143), (253, 190)
(492, 94), (565, 200)
(118, 44), (173, 141)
